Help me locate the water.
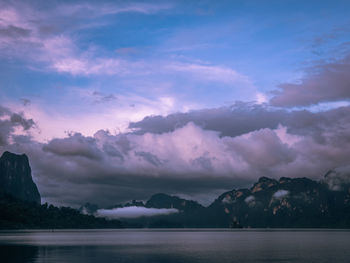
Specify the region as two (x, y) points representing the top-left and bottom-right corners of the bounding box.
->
(0, 229), (349, 263)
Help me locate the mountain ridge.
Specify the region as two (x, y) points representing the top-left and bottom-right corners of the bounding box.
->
(1, 151), (350, 228)
(87, 172), (350, 228)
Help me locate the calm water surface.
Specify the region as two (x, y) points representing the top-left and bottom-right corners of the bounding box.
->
(0, 229), (349, 263)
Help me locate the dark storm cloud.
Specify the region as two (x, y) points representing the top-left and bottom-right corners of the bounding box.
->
(129, 102), (289, 137)
(102, 144), (124, 159)
(128, 102), (350, 143)
(43, 133), (102, 160)
(2, 103), (350, 208)
(10, 113), (35, 130)
(29, 106), (350, 206)
(6, 135), (244, 207)
(270, 55), (350, 106)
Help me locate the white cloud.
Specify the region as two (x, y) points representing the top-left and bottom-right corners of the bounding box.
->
(57, 2), (173, 17)
(324, 165), (350, 191)
(96, 206), (179, 219)
(273, 190), (289, 199)
(166, 62), (253, 85)
(4, 91), (187, 141)
(0, 2), (170, 77)
(244, 195), (255, 203)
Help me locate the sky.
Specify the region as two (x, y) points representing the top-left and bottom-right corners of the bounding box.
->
(1, 0), (350, 207)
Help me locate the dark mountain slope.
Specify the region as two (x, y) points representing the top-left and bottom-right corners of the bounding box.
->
(207, 176), (350, 228)
(0, 192), (122, 229)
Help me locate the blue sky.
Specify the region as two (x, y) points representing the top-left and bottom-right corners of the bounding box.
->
(1, 0), (350, 206)
(1, 0), (350, 140)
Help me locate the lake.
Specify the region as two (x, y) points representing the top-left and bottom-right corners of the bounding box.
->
(0, 229), (349, 263)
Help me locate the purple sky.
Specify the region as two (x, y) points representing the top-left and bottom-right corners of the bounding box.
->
(1, 0), (350, 207)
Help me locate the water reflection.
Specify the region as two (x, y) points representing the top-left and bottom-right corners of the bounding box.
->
(0, 230), (350, 263)
(0, 245), (38, 263)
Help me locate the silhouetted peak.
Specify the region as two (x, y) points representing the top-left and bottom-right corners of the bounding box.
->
(279, 177), (292, 184)
(0, 151), (41, 204)
(258, 177), (277, 183)
(1, 151), (28, 162)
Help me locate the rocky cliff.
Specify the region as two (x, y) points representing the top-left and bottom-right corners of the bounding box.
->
(0, 151), (41, 204)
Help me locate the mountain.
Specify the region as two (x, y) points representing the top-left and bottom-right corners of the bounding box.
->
(0, 151), (122, 229)
(107, 194), (203, 212)
(109, 199), (145, 209)
(206, 176), (350, 228)
(145, 193), (204, 212)
(0, 151), (41, 204)
(2, 150), (350, 228)
(103, 174), (350, 228)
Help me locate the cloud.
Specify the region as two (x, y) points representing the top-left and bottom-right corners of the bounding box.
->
(20, 98), (31, 106)
(166, 62), (253, 86)
(43, 133), (102, 160)
(0, 2), (170, 77)
(0, 106), (35, 146)
(92, 91), (118, 103)
(3, 102), (350, 208)
(323, 165), (350, 191)
(270, 54), (350, 106)
(273, 190), (289, 199)
(227, 128), (296, 169)
(135, 151), (163, 167)
(244, 195), (255, 204)
(0, 25), (31, 39)
(129, 102), (289, 137)
(10, 113), (35, 130)
(96, 206), (179, 219)
(129, 102), (350, 147)
(57, 2), (173, 17)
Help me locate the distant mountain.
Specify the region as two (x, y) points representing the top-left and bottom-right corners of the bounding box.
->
(145, 193), (204, 212)
(104, 194), (203, 212)
(100, 174), (350, 228)
(204, 175), (350, 228)
(0, 151), (40, 204)
(109, 199), (145, 209)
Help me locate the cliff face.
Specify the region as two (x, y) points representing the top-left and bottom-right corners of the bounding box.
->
(0, 151), (41, 204)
